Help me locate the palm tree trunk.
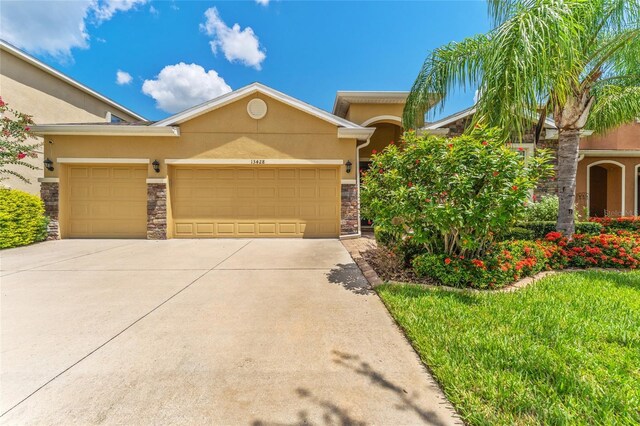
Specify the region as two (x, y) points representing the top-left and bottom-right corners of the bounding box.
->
(556, 129), (581, 236)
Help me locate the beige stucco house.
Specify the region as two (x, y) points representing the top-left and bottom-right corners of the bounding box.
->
(32, 84), (420, 240)
(0, 40), (145, 194)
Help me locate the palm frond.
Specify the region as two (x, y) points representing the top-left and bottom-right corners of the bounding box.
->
(402, 34), (490, 128)
(587, 85), (640, 133)
(476, 0), (582, 139)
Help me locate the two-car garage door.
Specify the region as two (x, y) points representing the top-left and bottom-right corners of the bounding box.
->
(65, 165), (341, 238)
(170, 166), (340, 238)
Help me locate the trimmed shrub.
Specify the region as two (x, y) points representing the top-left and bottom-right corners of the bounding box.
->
(413, 240), (549, 289)
(523, 195), (560, 221)
(497, 226), (535, 241)
(544, 231), (640, 269)
(590, 216), (640, 233)
(0, 188), (48, 249)
(518, 221), (602, 238)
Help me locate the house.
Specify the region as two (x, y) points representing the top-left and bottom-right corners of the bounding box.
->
(0, 40), (145, 194)
(424, 107), (640, 218)
(31, 84), (428, 240)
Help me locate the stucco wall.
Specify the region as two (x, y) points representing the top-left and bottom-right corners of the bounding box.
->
(360, 123), (403, 158)
(581, 122), (640, 151)
(0, 49), (140, 193)
(576, 157), (640, 217)
(345, 103), (405, 126)
(43, 93), (358, 181)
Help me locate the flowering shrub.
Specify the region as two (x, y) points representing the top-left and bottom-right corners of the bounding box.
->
(412, 232), (640, 289)
(412, 240), (548, 289)
(0, 97), (40, 183)
(544, 231), (640, 269)
(590, 216), (640, 233)
(361, 127), (553, 259)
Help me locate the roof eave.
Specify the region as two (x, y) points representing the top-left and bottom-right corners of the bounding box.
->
(337, 127), (376, 140)
(30, 125), (180, 137)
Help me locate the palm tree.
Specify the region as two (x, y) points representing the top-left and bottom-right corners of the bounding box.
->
(404, 0), (640, 236)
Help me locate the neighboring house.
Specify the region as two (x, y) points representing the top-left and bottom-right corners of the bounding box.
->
(0, 40), (145, 194)
(32, 84), (428, 240)
(424, 106), (640, 217)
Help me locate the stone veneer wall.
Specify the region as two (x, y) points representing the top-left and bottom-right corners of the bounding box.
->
(147, 183), (167, 239)
(340, 183), (358, 235)
(40, 182), (60, 240)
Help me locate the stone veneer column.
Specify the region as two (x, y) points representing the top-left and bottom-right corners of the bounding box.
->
(340, 183), (359, 236)
(147, 182), (167, 239)
(40, 181), (60, 240)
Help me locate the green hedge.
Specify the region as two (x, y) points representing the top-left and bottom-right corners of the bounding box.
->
(0, 188), (48, 249)
(516, 221), (602, 239)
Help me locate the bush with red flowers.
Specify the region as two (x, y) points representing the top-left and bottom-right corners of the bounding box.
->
(412, 232), (640, 289)
(412, 240), (549, 289)
(544, 231), (640, 269)
(590, 216), (640, 233)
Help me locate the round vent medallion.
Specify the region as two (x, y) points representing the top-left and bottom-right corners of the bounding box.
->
(247, 98), (268, 119)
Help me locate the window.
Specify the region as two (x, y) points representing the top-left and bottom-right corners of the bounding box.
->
(110, 114), (125, 123)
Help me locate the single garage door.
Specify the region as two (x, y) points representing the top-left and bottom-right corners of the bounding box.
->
(171, 166), (340, 238)
(66, 165), (147, 238)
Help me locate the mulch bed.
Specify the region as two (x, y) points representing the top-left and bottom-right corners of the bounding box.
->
(362, 246), (437, 285)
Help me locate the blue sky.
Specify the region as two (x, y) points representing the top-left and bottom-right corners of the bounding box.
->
(1, 1), (491, 122)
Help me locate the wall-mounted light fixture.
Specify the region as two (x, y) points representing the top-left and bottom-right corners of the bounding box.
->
(345, 160), (352, 174)
(152, 160), (160, 173)
(44, 158), (54, 172)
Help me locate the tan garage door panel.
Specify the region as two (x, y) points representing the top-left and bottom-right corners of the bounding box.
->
(171, 166), (340, 238)
(67, 166), (147, 238)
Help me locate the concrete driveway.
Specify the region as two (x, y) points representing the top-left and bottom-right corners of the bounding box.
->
(1, 239), (460, 425)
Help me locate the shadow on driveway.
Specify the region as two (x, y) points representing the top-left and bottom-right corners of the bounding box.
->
(325, 264), (374, 296)
(251, 350), (452, 426)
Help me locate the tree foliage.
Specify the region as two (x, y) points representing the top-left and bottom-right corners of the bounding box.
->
(0, 97), (40, 183)
(360, 127), (553, 258)
(403, 0), (640, 237)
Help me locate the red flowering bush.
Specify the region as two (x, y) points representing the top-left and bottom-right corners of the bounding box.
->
(412, 240), (548, 289)
(590, 216), (640, 233)
(544, 231), (640, 269)
(412, 231), (640, 289)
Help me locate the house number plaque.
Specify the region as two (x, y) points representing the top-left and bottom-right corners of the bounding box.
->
(251, 159), (266, 165)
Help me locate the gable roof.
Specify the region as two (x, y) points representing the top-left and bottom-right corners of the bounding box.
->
(153, 82), (371, 133)
(31, 82), (375, 140)
(0, 39), (147, 122)
(424, 106), (557, 130)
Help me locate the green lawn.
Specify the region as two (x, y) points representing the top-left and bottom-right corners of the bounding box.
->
(377, 271), (640, 425)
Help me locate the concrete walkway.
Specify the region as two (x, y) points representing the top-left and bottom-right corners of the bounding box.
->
(0, 239), (461, 425)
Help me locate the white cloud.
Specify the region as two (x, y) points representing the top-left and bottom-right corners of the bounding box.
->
(92, 0), (147, 22)
(142, 63), (232, 114)
(116, 70), (133, 85)
(200, 7), (266, 70)
(149, 5), (159, 15)
(0, 1), (92, 59)
(255, 0), (270, 5)
(0, 0), (147, 60)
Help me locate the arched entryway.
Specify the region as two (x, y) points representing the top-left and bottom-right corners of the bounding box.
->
(587, 161), (625, 217)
